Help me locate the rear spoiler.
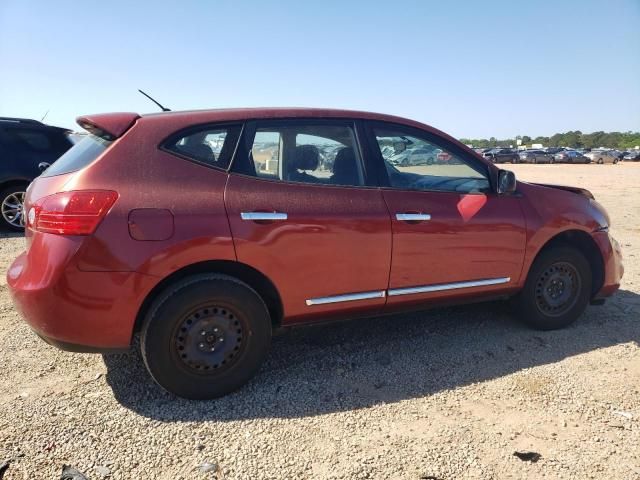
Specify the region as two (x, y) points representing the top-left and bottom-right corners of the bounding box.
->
(76, 112), (140, 140)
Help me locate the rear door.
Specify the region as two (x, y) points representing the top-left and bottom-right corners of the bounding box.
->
(225, 119), (392, 324)
(365, 121), (526, 308)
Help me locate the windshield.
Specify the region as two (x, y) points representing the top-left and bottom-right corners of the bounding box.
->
(42, 134), (112, 177)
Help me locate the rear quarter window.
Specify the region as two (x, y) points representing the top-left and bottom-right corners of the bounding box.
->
(42, 134), (111, 177)
(163, 124), (242, 170)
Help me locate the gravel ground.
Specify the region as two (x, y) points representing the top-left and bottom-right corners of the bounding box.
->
(0, 163), (638, 480)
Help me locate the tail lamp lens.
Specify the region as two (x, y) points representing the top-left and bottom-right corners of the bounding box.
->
(29, 190), (118, 235)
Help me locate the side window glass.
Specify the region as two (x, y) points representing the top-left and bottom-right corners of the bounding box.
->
(165, 125), (241, 169)
(249, 124), (364, 187)
(374, 128), (490, 193)
(5, 128), (52, 152)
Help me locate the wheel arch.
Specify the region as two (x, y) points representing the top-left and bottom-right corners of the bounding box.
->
(530, 229), (604, 296)
(0, 178), (31, 192)
(133, 260), (284, 337)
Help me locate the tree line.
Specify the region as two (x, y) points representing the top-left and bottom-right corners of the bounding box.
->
(459, 131), (640, 149)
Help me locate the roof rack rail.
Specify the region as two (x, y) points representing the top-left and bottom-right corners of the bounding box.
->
(0, 117), (44, 125)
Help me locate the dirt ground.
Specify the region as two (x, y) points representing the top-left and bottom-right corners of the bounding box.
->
(0, 163), (638, 479)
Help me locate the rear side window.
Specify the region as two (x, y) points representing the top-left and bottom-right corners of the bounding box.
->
(6, 128), (52, 151)
(42, 134), (111, 177)
(245, 122), (365, 187)
(164, 125), (242, 170)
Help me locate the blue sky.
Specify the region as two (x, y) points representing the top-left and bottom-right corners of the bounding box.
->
(1, 0), (638, 138)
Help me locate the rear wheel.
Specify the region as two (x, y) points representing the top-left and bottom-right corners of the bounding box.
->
(0, 186), (27, 231)
(514, 246), (591, 330)
(141, 274), (272, 399)
(597, 158), (604, 164)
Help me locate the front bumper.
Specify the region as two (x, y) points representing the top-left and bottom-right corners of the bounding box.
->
(592, 231), (624, 299)
(7, 234), (156, 351)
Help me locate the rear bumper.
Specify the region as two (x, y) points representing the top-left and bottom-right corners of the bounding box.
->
(592, 231), (624, 299)
(7, 234), (156, 351)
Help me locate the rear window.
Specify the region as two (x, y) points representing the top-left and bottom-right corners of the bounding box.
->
(42, 134), (111, 177)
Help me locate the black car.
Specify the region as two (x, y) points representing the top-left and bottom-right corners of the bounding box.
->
(483, 148), (519, 164)
(0, 117), (74, 230)
(623, 151), (640, 161)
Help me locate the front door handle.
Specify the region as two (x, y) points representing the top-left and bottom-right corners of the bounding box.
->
(241, 212), (288, 221)
(396, 213), (431, 221)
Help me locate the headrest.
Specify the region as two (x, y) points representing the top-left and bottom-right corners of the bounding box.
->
(333, 147), (356, 174)
(292, 145), (319, 171)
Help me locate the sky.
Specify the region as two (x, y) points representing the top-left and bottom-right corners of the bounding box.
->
(1, 0), (639, 139)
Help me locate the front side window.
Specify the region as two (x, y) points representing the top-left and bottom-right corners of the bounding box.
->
(164, 125), (242, 169)
(374, 127), (490, 193)
(248, 123), (364, 187)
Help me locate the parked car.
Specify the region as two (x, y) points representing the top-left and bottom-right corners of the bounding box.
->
(623, 151), (640, 161)
(545, 147), (568, 155)
(7, 108), (623, 399)
(389, 147), (438, 166)
(518, 149), (553, 164)
(0, 117), (74, 230)
(585, 150), (619, 164)
(554, 150), (591, 164)
(483, 148), (519, 164)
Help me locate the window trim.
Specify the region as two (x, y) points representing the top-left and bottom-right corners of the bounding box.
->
(363, 120), (495, 194)
(230, 117), (377, 189)
(159, 121), (244, 172)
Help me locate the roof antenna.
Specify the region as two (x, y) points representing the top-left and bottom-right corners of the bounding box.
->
(41, 110), (49, 122)
(138, 89), (171, 112)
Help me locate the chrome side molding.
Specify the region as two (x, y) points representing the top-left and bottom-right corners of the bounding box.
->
(241, 212), (288, 221)
(388, 277), (511, 297)
(395, 213), (431, 221)
(305, 277), (510, 306)
(305, 290), (386, 306)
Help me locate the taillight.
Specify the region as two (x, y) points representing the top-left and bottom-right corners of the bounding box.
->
(28, 190), (118, 235)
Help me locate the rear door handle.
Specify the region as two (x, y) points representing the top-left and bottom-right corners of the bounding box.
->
(396, 213), (431, 221)
(241, 212), (288, 221)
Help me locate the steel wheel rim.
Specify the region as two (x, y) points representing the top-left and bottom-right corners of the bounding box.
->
(172, 304), (246, 374)
(1, 191), (25, 228)
(535, 261), (581, 317)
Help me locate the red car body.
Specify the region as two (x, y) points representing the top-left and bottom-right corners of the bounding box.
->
(7, 108), (623, 353)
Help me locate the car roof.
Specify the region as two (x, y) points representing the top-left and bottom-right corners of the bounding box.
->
(80, 108), (487, 162)
(141, 107), (432, 128)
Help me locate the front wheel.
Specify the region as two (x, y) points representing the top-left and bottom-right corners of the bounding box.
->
(514, 246), (591, 330)
(0, 186), (27, 231)
(141, 274), (272, 399)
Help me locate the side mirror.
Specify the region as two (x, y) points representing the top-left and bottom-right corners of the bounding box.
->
(38, 162), (51, 172)
(497, 169), (516, 194)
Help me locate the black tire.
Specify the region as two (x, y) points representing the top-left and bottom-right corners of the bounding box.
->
(514, 246), (591, 330)
(141, 274), (272, 399)
(597, 158), (603, 164)
(401, 158), (409, 167)
(0, 185), (28, 231)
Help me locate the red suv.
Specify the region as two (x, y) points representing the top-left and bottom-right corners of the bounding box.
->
(7, 108), (623, 399)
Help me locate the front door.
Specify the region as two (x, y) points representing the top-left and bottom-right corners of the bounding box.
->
(366, 122), (527, 308)
(225, 119), (392, 323)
